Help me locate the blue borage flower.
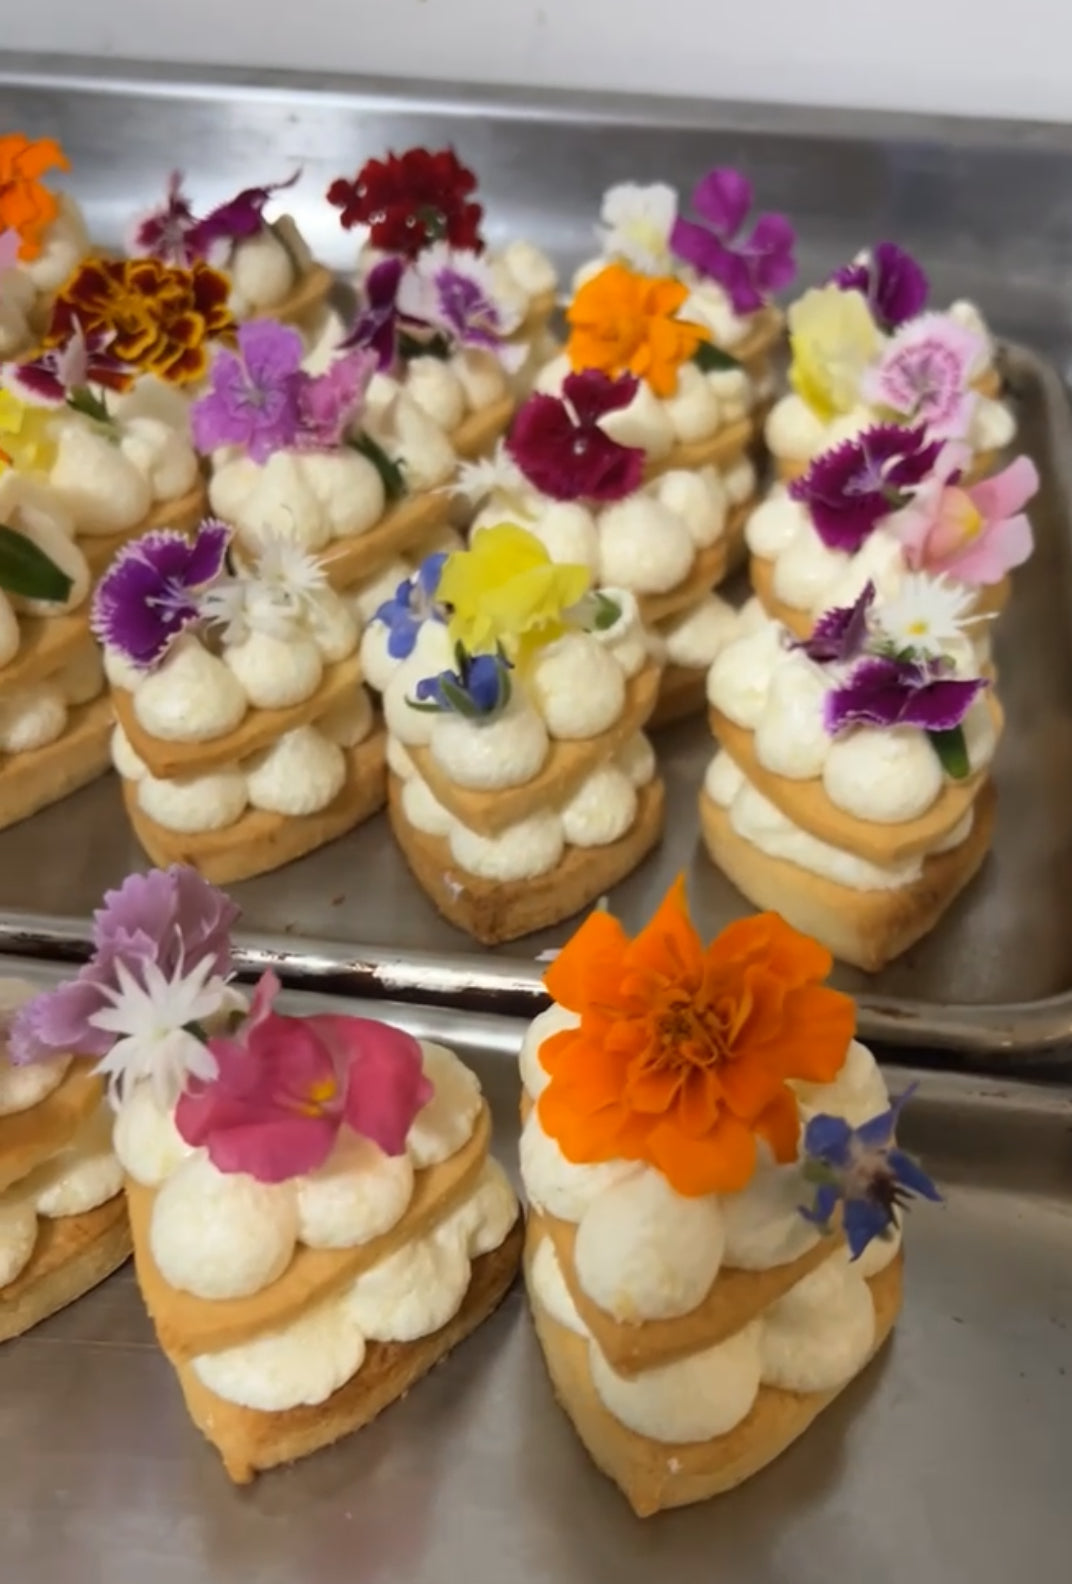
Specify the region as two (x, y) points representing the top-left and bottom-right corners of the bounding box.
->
(411, 643), (513, 721)
(374, 551), (448, 661)
(798, 1085), (941, 1260)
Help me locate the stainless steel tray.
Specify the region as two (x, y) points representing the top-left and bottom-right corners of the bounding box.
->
(1, 57), (1072, 1059)
(1, 956), (1069, 1584)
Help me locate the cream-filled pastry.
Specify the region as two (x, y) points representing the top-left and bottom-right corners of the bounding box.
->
(701, 577), (999, 968)
(93, 519), (385, 884)
(362, 523), (665, 943)
(12, 867), (521, 1479)
(520, 877), (939, 1514)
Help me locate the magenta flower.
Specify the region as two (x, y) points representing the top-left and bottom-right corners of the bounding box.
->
(9, 866), (238, 1066)
(889, 451), (1037, 587)
(506, 370), (644, 502)
(9, 321), (131, 405)
(174, 971), (433, 1183)
(790, 424), (943, 552)
(295, 346), (377, 449)
(396, 243), (524, 367)
(191, 319), (305, 462)
(669, 167), (796, 315)
(91, 521), (230, 669)
(341, 257), (430, 372)
(128, 172), (199, 265)
(797, 580), (875, 665)
(186, 171), (300, 259)
(825, 653), (986, 736)
(864, 313), (985, 440)
(831, 242), (929, 332)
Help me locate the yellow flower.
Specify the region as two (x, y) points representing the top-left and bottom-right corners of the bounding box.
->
(437, 523), (591, 660)
(0, 390), (56, 475)
(788, 285), (881, 422)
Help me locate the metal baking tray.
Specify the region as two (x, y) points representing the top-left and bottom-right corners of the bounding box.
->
(0, 956), (1069, 1584)
(2, 56), (1072, 1059)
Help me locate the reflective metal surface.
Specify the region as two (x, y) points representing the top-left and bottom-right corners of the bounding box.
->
(1, 956), (1070, 1583)
(0, 58), (1071, 1057)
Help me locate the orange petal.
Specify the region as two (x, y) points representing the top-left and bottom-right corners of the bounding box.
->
(713, 912), (834, 987)
(544, 907), (629, 1013)
(753, 1086), (801, 1164)
(626, 874), (704, 987)
(538, 1084), (633, 1164)
(645, 1111), (757, 1195)
(778, 983), (856, 1082)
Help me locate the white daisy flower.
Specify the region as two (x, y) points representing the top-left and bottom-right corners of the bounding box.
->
(875, 572), (984, 657)
(452, 442), (530, 507)
(598, 182), (679, 274)
(90, 954), (231, 1110)
(202, 534), (328, 645)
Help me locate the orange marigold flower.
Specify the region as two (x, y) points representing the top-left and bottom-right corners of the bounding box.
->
(565, 262), (710, 399)
(0, 134), (69, 261)
(47, 255), (235, 386)
(537, 877), (855, 1197)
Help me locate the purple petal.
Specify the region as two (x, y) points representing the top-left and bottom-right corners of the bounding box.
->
(744, 213), (797, 293)
(871, 242), (929, 329)
(889, 1147), (942, 1202)
(691, 168), (753, 239)
(562, 369), (639, 424)
(802, 1111), (853, 1165)
(897, 676), (987, 732)
(798, 581), (875, 664)
(8, 979), (111, 1065)
(824, 656), (919, 734)
(183, 521), (232, 586)
(669, 216), (735, 285)
(366, 256), (405, 309)
(843, 1199), (891, 1260)
(237, 319), (305, 384)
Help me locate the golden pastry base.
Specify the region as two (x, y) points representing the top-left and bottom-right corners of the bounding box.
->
(708, 700), (1001, 868)
(122, 729), (387, 885)
(699, 780), (996, 972)
(388, 772), (665, 945)
(175, 1220), (523, 1484)
(451, 393), (516, 462)
(112, 653), (363, 780)
(268, 262), (335, 328)
(0, 694), (112, 834)
(750, 555), (1011, 641)
(649, 664), (709, 729)
(318, 492), (451, 591)
(643, 414), (755, 485)
(0, 1060), (104, 1194)
(526, 1221), (903, 1518)
(0, 1193), (131, 1344)
(406, 663), (661, 836)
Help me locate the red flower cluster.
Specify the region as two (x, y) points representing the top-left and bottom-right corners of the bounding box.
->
(327, 146), (483, 258)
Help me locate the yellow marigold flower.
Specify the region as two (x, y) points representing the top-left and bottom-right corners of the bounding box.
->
(437, 523), (591, 660)
(0, 390), (56, 474)
(788, 285), (881, 422)
(565, 262), (709, 398)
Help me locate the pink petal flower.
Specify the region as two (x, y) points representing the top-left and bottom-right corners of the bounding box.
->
(967, 454), (1039, 523)
(864, 313), (985, 440)
(307, 1015), (432, 1157)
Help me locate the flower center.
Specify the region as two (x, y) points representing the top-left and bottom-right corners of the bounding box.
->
(655, 994), (734, 1068)
(297, 1073), (338, 1117)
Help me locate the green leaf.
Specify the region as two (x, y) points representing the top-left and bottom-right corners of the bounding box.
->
(692, 342), (741, 374)
(591, 592), (622, 632)
(398, 330), (452, 363)
(350, 432), (407, 502)
(928, 726), (970, 779)
(0, 523), (73, 603)
(66, 387), (113, 426)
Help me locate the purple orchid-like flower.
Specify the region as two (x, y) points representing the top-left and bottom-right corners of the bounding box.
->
(506, 370), (644, 503)
(789, 424), (944, 553)
(824, 651), (986, 736)
(796, 581), (875, 665)
(295, 346), (377, 450)
(831, 242), (929, 332)
(90, 521), (230, 670)
(191, 319), (305, 463)
(128, 172), (200, 265)
(375, 552), (448, 660)
(9, 866), (239, 1066)
(9, 320), (131, 405)
(863, 312), (985, 441)
(340, 257), (431, 372)
(396, 243), (524, 368)
(669, 167), (796, 316)
(799, 1086), (941, 1260)
(186, 170), (300, 259)
(412, 646), (513, 720)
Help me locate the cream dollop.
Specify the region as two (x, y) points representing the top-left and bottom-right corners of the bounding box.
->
(137, 766), (250, 834)
(791, 1039), (889, 1127)
(661, 594), (739, 670)
(400, 773), (454, 837)
(0, 683), (67, 754)
(590, 1319), (763, 1444)
(406, 1042), (483, 1169)
(720, 1158), (823, 1270)
(529, 1235), (590, 1336)
(822, 726), (944, 823)
(654, 467), (728, 549)
(0, 1196), (38, 1286)
(706, 621), (785, 727)
(245, 727), (345, 815)
(344, 1227), (472, 1342)
(149, 1154), (299, 1299)
(530, 633), (625, 738)
(224, 630), (324, 710)
(449, 808), (564, 882)
(614, 732), (657, 788)
(295, 1133), (415, 1249)
(194, 1296), (367, 1412)
(49, 418), (152, 534)
(574, 1168), (725, 1322)
(133, 639), (248, 742)
(29, 1104), (123, 1217)
(429, 701), (549, 790)
(560, 764), (637, 847)
(760, 1250), (876, 1393)
(519, 1108), (639, 1223)
(597, 496), (695, 594)
(112, 1081), (196, 1186)
(519, 1003), (579, 1100)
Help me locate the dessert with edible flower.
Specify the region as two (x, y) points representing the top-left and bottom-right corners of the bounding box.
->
(578, 167), (794, 378)
(520, 876), (938, 1515)
(0, 964), (130, 1341)
(456, 370), (755, 726)
(361, 523), (666, 942)
(327, 145), (558, 381)
(701, 578), (1001, 969)
(11, 865), (521, 1480)
(766, 245), (1016, 482)
(127, 169), (332, 325)
(95, 519), (386, 883)
(196, 318), (461, 597)
(747, 423), (1038, 639)
(0, 136), (92, 357)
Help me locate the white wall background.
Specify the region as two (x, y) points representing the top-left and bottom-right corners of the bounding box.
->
(9, 0), (1072, 124)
